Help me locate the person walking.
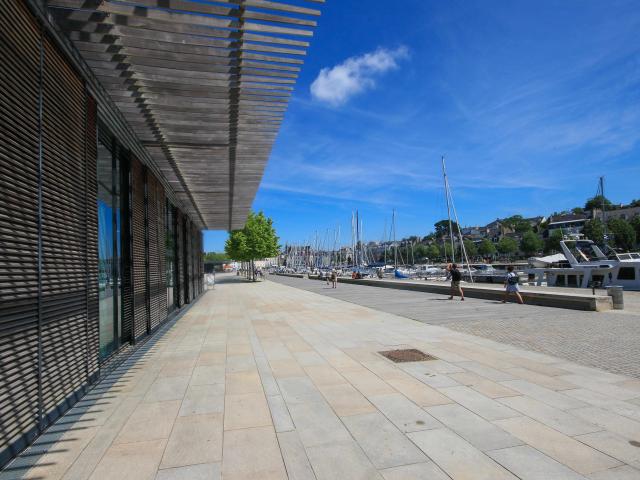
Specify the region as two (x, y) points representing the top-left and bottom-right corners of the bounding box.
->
(448, 263), (464, 301)
(502, 266), (524, 304)
(330, 269), (338, 289)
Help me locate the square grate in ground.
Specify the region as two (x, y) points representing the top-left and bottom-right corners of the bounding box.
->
(378, 348), (438, 363)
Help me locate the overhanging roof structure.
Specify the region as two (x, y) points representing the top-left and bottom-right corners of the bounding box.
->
(46, 0), (324, 230)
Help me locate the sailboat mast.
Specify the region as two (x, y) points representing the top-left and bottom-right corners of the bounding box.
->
(393, 209), (398, 269)
(444, 159), (474, 283)
(442, 156), (456, 263)
(351, 212), (355, 267)
(337, 225), (341, 266)
(356, 210), (360, 267)
(383, 218), (387, 266)
(599, 176), (608, 245)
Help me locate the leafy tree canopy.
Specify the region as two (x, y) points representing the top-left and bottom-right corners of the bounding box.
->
(544, 229), (564, 253)
(440, 242), (455, 258)
(204, 252), (230, 262)
(413, 244), (429, 261)
(583, 218), (605, 246)
(422, 233), (436, 243)
(520, 231), (543, 256)
(463, 239), (477, 258)
(502, 215), (532, 233)
(434, 219), (460, 238)
(585, 195), (612, 211)
(608, 218), (636, 251)
(225, 230), (249, 261)
(630, 216), (640, 245)
(224, 211), (280, 261)
(497, 237), (518, 255)
(477, 239), (496, 256)
(426, 244), (441, 260)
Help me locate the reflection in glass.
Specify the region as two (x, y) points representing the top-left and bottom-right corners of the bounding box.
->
(97, 142), (120, 359)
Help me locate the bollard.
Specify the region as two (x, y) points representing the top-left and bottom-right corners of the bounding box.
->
(606, 286), (624, 310)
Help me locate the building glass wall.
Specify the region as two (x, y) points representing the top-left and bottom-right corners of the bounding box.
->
(166, 200), (177, 313)
(97, 141), (122, 359)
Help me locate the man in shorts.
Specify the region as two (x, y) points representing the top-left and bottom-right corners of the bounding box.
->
(448, 263), (464, 301)
(502, 265), (524, 304)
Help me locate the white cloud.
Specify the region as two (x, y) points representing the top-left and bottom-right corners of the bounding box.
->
(310, 46), (409, 106)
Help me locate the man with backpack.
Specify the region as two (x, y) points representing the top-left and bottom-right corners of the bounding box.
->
(448, 263), (464, 301)
(502, 265), (524, 304)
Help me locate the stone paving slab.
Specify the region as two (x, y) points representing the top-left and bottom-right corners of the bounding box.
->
(270, 274), (640, 378)
(2, 274), (640, 480)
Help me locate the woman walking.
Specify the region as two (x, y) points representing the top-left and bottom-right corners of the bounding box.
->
(502, 266), (524, 304)
(447, 263), (464, 301)
(330, 269), (338, 289)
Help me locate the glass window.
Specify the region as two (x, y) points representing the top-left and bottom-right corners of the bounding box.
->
(618, 267), (636, 280)
(97, 140), (122, 359)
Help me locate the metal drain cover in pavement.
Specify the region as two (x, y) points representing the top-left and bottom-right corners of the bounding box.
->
(378, 349), (437, 363)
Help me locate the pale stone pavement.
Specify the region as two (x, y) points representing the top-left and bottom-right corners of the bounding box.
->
(270, 274), (640, 378)
(3, 274), (640, 480)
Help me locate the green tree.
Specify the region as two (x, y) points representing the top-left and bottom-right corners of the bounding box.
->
(204, 252), (229, 262)
(583, 218), (605, 245)
(572, 207), (585, 215)
(496, 237), (518, 257)
(422, 233), (436, 243)
(426, 244), (441, 260)
(607, 218), (636, 251)
(629, 199), (640, 207)
(502, 215), (532, 233)
(434, 219), (460, 238)
(585, 195), (612, 211)
(440, 242), (454, 259)
(544, 229), (563, 253)
(477, 239), (496, 257)
(630, 216), (640, 246)
(463, 239), (477, 258)
(413, 244), (429, 261)
(225, 230), (248, 261)
(520, 231), (543, 256)
(225, 211), (279, 280)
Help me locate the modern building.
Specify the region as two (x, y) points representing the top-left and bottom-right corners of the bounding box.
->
(0, 0), (321, 467)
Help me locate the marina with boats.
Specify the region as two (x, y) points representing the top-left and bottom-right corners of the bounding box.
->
(275, 167), (640, 293)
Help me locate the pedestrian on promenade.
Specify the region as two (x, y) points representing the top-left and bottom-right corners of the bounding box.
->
(330, 269), (338, 289)
(448, 263), (464, 301)
(502, 265), (524, 304)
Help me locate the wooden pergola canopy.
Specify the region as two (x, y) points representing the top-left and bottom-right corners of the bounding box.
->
(47, 0), (324, 230)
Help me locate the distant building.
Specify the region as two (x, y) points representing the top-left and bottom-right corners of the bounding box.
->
(591, 206), (640, 222)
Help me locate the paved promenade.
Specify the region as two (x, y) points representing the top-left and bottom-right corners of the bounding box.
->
(3, 275), (640, 480)
(270, 274), (640, 378)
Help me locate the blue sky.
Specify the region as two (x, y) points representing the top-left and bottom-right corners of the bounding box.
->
(204, 0), (640, 252)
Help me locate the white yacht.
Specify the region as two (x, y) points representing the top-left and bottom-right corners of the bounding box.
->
(527, 239), (640, 290)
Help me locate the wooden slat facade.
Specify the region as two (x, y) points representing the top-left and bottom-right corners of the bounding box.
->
(1, 0), (323, 468)
(0, 0), (41, 463)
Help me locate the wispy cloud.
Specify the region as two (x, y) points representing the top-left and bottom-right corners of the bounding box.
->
(310, 46), (409, 106)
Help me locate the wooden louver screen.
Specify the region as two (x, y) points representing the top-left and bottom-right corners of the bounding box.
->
(0, 0), (41, 462)
(0, 0), (99, 467)
(176, 209), (185, 307)
(147, 172), (165, 331)
(131, 156), (148, 339)
(40, 31), (89, 415)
